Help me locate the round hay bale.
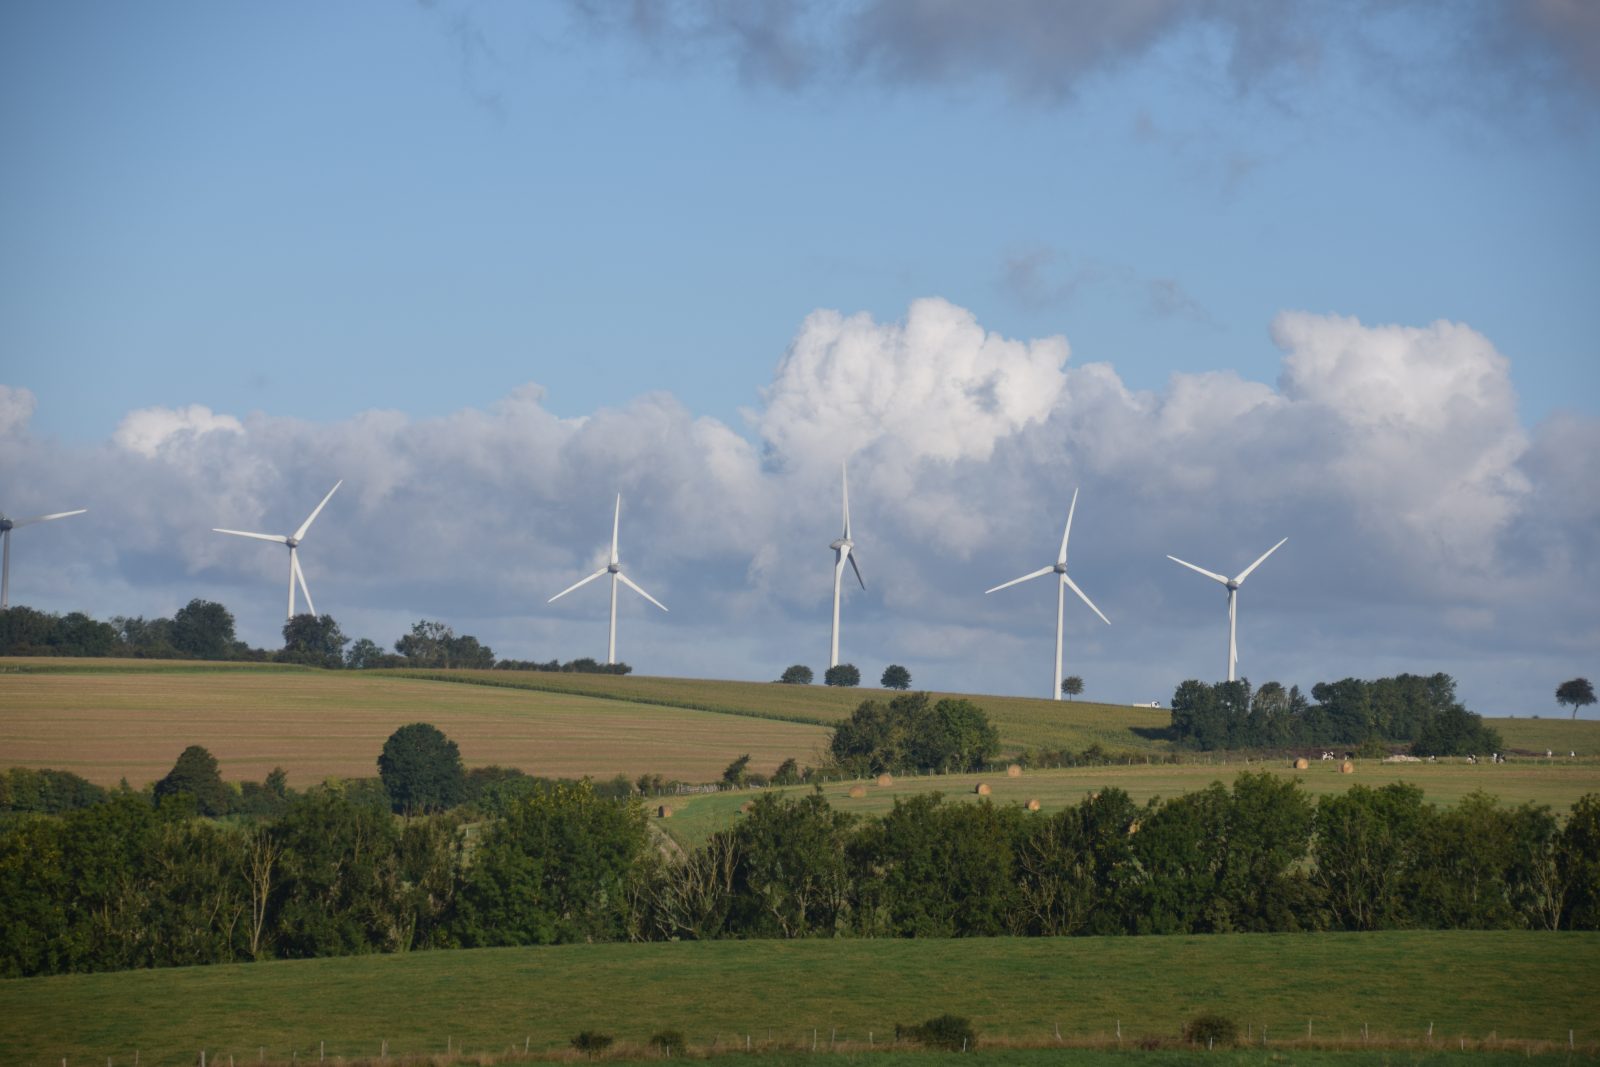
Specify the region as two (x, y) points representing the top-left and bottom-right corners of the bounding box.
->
(1006, 763), (1022, 778)
(847, 784), (867, 798)
(1340, 760), (1355, 775)
(1025, 798), (1041, 812)
(974, 782), (992, 796)
(875, 773), (894, 787)
(739, 801), (755, 814)
(1089, 791), (1101, 801)
(657, 805), (673, 819)
(1293, 757), (1310, 770)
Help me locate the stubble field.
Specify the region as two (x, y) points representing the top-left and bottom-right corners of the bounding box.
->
(0, 663), (829, 787)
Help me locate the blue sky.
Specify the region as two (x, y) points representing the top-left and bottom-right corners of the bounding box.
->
(2, 1), (1597, 718)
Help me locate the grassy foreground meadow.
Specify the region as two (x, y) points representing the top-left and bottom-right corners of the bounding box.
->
(1, 932), (1594, 1066)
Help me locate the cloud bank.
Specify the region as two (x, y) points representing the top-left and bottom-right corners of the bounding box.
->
(568, 0), (1600, 113)
(2, 299), (1593, 713)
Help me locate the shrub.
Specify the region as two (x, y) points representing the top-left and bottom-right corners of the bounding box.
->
(648, 1030), (686, 1056)
(779, 664), (813, 684)
(571, 1030), (614, 1056)
(896, 1014), (976, 1051)
(1183, 1012), (1239, 1047)
(824, 663), (861, 687)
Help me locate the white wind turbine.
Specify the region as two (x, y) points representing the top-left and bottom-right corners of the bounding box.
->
(985, 488), (1110, 700)
(1167, 537), (1287, 682)
(548, 494), (667, 665)
(214, 481), (342, 620)
(827, 461), (865, 669)
(0, 505), (88, 609)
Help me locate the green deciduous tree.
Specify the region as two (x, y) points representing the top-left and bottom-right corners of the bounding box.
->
(280, 613), (348, 668)
(170, 599), (237, 660)
(824, 663), (861, 687)
(721, 754), (752, 788)
(881, 664), (912, 690)
(1557, 678), (1596, 720)
(778, 664), (813, 684)
(154, 745), (229, 816)
(728, 790), (854, 938)
(1061, 675), (1084, 700)
(830, 692), (999, 775)
(377, 723), (466, 815)
(456, 780), (649, 946)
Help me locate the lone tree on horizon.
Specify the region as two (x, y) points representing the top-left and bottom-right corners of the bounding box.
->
(1557, 678), (1596, 720)
(881, 664), (912, 690)
(825, 663), (861, 687)
(779, 664), (813, 684)
(1061, 675), (1084, 701)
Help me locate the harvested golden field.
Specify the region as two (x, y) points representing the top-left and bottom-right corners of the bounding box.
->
(0, 668), (828, 788)
(383, 668), (1171, 753)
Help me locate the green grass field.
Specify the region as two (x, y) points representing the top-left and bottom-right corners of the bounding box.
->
(656, 758), (1600, 849)
(1, 932), (1593, 1066)
(1487, 716), (1600, 756)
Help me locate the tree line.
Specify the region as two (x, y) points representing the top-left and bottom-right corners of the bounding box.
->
(1168, 673), (1504, 755)
(0, 604), (629, 674)
(4, 767), (1597, 978)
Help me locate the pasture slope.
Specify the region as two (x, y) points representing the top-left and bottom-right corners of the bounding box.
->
(0, 932), (1595, 1066)
(656, 756), (1600, 849)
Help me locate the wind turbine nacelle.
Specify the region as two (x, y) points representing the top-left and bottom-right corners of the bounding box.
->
(0, 520), (12, 532)
(607, 562), (622, 573)
(285, 537), (300, 548)
(830, 538), (853, 551)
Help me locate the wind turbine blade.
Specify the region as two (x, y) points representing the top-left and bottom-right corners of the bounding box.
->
(548, 567), (609, 603)
(841, 461), (851, 539)
(9, 509), (88, 527)
(611, 494), (621, 564)
(617, 572), (669, 612)
(214, 528), (291, 544)
(1057, 488), (1078, 565)
(984, 565), (1055, 595)
(1167, 555), (1229, 584)
(848, 550), (865, 591)
(293, 480), (343, 542)
(293, 551), (316, 617)
(1233, 537), (1288, 584)
(1062, 572), (1111, 626)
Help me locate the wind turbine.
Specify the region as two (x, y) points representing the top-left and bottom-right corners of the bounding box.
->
(1167, 537), (1287, 682)
(214, 481), (342, 620)
(548, 494), (667, 665)
(0, 506), (88, 609)
(828, 461), (865, 669)
(985, 488), (1110, 700)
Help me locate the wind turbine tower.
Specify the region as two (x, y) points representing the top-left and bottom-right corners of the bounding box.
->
(549, 494), (667, 665)
(1167, 537), (1287, 682)
(828, 462), (865, 669)
(0, 506), (88, 609)
(985, 488), (1110, 700)
(214, 481), (342, 620)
